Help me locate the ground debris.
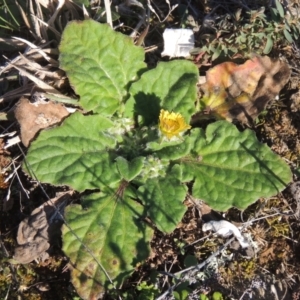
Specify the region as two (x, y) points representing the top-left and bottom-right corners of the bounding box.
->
(14, 96), (70, 147)
(197, 56), (291, 124)
(14, 192), (72, 264)
(202, 220), (249, 248)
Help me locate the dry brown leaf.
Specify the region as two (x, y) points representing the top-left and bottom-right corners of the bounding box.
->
(197, 56), (291, 124)
(14, 97), (70, 147)
(14, 192), (72, 264)
(10, 64), (62, 94)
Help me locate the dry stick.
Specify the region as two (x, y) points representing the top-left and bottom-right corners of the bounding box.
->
(30, 16), (62, 40)
(271, 284), (280, 300)
(130, 17), (146, 39)
(4, 283), (11, 300)
(135, 24), (150, 46)
(35, 0), (48, 41)
(18, 145), (122, 300)
(11, 37), (58, 65)
(104, 0), (113, 28)
(147, 0), (178, 23)
(15, 52), (59, 78)
(14, 0), (38, 40)
(161, 255), (178, 289)
(82, 4), (90, 19)
(183, 233), (212, 248)
(29, 0), (42, 40)
(47, 0), (65, 28)
(9, 64), (63, 96)
(133, 7), (150, 46)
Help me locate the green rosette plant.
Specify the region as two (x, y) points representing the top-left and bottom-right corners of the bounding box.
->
(22, 19), (292, 299)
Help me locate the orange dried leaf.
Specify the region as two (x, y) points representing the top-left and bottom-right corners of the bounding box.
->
(198, 56), (290, 123)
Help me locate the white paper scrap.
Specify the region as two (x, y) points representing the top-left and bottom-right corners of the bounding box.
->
(202, 220), (249, 248)
(161, 28), (194, 58)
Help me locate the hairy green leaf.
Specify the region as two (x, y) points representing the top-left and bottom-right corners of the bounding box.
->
(59, 20), (146, 115)
(124, 60), (198, 125)
(23, 112), (120, 191)
(137, 165), (187, 233)
(180, 121), (292, 211)
(63, 187), (153, 299)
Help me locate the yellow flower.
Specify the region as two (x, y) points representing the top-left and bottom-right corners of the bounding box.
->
(159, 109), (191, 140)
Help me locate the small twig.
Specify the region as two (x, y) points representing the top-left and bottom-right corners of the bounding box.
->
(239, 289), (249, 300)
(162, 256), (178, 288)
(280, 282), (288, 300)
(34, 0), (48, 41)
(158, 270), (177, 279)
(130, 5), (148, 40)
(277, 233), (298, 243)
(234, 0), (251, 11)
(240, 211), (294, 227)
(82, 4), (90, 19)
(11, 37), (57, 65)
(9, 63), (62, 96)
(144, 45), (158, 52)
(47, 0), (65, 27)
(4, 283), (10, 300)
(29, 0), (42, 40)
(14, 0), (38, 40)
(104, 0), (113, 28)
(271, 284), (279, 300)
(147, 0), (178, 23)
(31, 16), (61, 39)
(271, 207), (295, 217)
(183, 233), (212, 248)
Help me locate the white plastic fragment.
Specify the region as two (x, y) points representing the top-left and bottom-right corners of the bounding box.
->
(161, 28), (194, 58)
(202, 220), (249, 248)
